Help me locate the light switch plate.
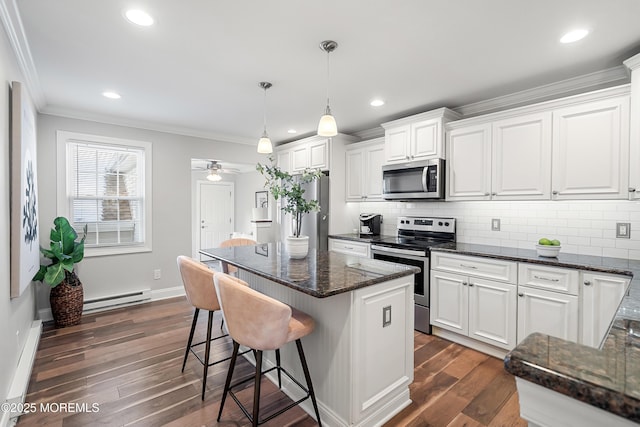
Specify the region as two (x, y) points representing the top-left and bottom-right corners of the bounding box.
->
(491, 218), (501, 231)
(616, 223), (631, 238)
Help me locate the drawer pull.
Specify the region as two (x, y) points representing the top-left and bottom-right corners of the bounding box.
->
(533, 275), (559, 282)
(344, 246), (354, 250)
(584, 280), (592, 286)
(460, 264), (477, 269)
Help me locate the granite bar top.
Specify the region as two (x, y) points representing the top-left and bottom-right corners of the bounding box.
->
(199, 243), (419, 298)
(432, 243), (640, 420)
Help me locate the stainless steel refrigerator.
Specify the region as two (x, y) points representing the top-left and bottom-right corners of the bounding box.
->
(280, 172), (329, 251)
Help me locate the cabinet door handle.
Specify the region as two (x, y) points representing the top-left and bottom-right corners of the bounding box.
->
(460, 264), (477, 269)
(468, 283), (474, 287)
(552, 190), (559, 195)
(534, 275), (559, 282)
(518, 293), (524, 297)
(584, 280), (592, 286)
(484, 192), (490, 196)
(491, 192), (497, 196)
(462, 282), (468, 286)
(629, 188), (636, 193)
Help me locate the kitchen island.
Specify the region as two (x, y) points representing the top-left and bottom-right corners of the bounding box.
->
(199, 243), (419, 427)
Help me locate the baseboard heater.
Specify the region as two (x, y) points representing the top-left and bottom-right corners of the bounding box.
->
(83, 289), (151, 312)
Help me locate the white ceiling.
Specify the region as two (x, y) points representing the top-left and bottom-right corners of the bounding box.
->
(13, 0), (640, 146)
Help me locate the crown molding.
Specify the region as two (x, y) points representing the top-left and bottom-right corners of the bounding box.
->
(624, 52), (640, 71)
(0, 0), (45, 108)
(40, 106), (256, 145)
(353, 127), (384, 140)
(454, 65), (629, 118)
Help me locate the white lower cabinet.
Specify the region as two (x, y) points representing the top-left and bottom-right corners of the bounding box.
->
(581, 272), (629, 348)
(517, 286), (579, 344)
(328, 238), (370, 258)
(431, 270), (517, 350)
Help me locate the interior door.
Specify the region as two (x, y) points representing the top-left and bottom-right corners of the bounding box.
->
(198, 181), (234, 259)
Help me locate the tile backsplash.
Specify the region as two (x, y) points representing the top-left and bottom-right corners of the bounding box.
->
(353, 200), (640, 260)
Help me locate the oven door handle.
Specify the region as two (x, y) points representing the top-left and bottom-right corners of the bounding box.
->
(371, 244), (427, 257)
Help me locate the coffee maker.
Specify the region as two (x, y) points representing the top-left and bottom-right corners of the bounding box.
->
(359, 213), (382, 236)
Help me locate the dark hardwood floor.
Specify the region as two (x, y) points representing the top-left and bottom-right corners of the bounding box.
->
(17, 297), (525, 427)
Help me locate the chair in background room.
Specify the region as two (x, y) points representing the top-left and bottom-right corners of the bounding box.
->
(214, 273), (322, 426)
(176, 255), (247, 400)
(219, 237), (256, 274)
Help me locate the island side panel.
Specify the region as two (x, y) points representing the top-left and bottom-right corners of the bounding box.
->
(239, 270), (415, 427)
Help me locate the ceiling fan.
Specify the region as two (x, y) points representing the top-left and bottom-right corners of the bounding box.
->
(191, 160), (241, 181)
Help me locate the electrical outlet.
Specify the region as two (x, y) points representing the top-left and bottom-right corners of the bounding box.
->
(616, 223), (631, 239)
(491, 218), (501, 231)
(383, 306), (391, 327)
(153, 269), (161, 280)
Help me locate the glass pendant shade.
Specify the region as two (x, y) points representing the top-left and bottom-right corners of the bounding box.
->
(207, 171), (222, 182)
(317, 107), (337, 137)
(257, 134), (273, 154)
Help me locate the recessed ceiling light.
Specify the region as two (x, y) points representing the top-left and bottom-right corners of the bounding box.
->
(102, 91), (121, 99)
(125, 9), (154, 26)
(287, 129), (297, 134)
(560, 29), (589, 44)
(370, 99), (385, 107)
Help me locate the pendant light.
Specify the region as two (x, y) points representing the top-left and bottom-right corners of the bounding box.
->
(317, 40), (338, 137)
(257, 81), (273, 154)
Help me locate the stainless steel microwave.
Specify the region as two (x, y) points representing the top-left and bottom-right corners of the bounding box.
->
(382, 158), (445, 200)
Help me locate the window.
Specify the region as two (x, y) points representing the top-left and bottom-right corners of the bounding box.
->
(57, 131), (152, 256)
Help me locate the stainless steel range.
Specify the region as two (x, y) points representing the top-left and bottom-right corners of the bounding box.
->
(370, 216), (456, 334)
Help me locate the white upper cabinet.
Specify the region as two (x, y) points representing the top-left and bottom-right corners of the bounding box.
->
(625, 53), (640, 199)
(291, 139), (329, 172)
(446, 86), (631, 201)
(492, 112), (552, 200)
(345, 138), (385, 202)
(552, 96), (630, 200)
(276, 150), (292, 174)
(446, 124), (492, 200)
(382, 108), (461, 164)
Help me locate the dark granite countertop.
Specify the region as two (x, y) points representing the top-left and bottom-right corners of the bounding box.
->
(199, 243), (419, 298)
(430, 243), (640, 420)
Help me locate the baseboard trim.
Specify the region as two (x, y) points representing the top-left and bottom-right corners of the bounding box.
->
(151, 286), (185, 301)
(4, 320), (42, 426)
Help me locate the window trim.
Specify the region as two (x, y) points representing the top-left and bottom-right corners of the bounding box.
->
(56, 130), (153, 257)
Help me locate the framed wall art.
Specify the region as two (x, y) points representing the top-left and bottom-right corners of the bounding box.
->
(255, 191), (268, 209)
(10, 81), (40, 298)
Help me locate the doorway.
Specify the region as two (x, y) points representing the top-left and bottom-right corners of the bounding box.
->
(195, 180), (234, 260)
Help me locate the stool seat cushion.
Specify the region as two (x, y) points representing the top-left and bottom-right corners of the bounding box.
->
(215, 273), (315, 351)
(288, 307), (315, 343)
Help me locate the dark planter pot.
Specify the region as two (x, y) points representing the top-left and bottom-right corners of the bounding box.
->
(49, 271), (84, 327)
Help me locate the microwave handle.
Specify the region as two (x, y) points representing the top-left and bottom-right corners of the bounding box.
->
(422, 166), (429, 192)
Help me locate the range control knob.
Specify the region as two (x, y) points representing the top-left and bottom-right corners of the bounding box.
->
(438, 221), (443, 226)
(445, 222), (450, 226)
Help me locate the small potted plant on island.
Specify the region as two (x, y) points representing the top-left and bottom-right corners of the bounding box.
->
(33, 217), (87, 327)
(257, 160), (323, 259)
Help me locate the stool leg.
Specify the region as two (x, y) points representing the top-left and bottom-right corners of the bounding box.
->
(217, 341), (240, 422)
(296, 339), (321, 426)
(182, 308), (199, 373)
(201, 310), (214, 400)
(252, 350), (263, 427)
(275, 349), (282, 389)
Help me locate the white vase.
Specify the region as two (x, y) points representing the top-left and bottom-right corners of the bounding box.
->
(286, 235), (309, 259)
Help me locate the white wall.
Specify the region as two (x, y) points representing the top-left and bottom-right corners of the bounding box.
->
(36, 114), (263, 308)
(0, 20), (38, 414)
(353, 199), (640, 259)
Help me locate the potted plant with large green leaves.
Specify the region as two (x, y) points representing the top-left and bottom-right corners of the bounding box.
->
(33, 216), (87, 327)
(257, 160), (323, 258)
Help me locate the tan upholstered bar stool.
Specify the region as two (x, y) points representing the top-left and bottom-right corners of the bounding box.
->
(176, 256), (248, 400)
(214, 273), (322, 426)
(219, 238), (256, 274)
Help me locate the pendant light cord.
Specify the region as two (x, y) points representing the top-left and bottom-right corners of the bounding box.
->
(325, 49), (331, 108)
(263, 86), (268, 134)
